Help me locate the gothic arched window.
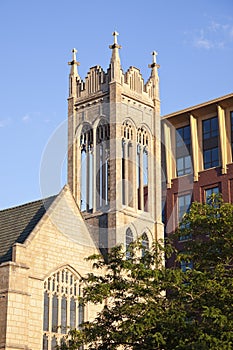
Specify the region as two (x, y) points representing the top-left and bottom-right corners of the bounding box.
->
(96, 120), (110, 209)
(80, 124), (93, 212)
(126, 228), (133, 260)
(141, 232), (149, 257)
(137, 127), (149, 211)
(122, 121), (134, 207)
(43, 268), (84, 349)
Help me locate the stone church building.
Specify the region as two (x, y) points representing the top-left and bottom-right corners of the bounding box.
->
(0, 32), (233, 349)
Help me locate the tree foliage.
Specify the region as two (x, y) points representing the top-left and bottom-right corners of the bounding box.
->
(58, 195), (233, 350)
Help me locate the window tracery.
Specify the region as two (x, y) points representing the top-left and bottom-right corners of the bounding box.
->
(43, 268), (84, 350)
(122, 121), (133, 141)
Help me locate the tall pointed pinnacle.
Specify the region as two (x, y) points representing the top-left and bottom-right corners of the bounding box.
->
(109, 31), (122, 62)
(148, 51), (160, 101)
(68, 48), (80, 79)
(148, 51), (160, 76)
(109, 31), (122, 82)
(68, 48), (80, 97)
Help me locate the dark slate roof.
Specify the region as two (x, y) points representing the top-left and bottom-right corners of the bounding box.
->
(0, 196), (57, 264)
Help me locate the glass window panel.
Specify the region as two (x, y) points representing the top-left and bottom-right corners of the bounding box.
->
(70, 297), (76, 329)
(105, 158), (108, 205)
(122, 141), (126, 205)
(204, 148), (219, 169)
(203, 119), (211, 139)
(78, 304), (84, 327)
(176, 132), (183, 148)
(143, 149), (148, 186)
(177, 157), (183, 172)
(184, 155), (192, 174)
(51, 336), (57, 350)
(177, 156), (192, 176)
(178, 194), (192, 240)
(126, 228), (133, 246)
(176, 125), (191, 147)
(99, 145), (103, 207)
(137, 145), (140, 188)
(81, 150), (87, 211)
(137, 146), (141, 210)
(205, 187), (219, 203)
(211, 117), (218, 137)
(43, 292), (49, 332)
(43, 334), (48, 350)
(52, 295), (58, 332)
(142, 233), (149, 257)
(212, 147), (219, 164)
(203, 117), (219, 140)
(181, 260), (193, 272)
(61, 296), (67, 334)
(88, 152), (93, 210)
(204, 149), (211, 167)
(183, 125), (191, 142)
(126, 228), (133, 260)
(128, 143), (133, 208)
(176, 126), (191, 176)
(178, 194), (191, 221)
(184, 155), (190, 168)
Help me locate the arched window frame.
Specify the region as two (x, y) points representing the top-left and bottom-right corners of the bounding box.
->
(122, 121), (134, 207)
(126, 228), (134, 260)
(141, 232), (149, 257)
(80, 124), (93, 212)
(96, 120), (110, 209)
(42, 268), (84, 349)
(137, 127), (149, 212)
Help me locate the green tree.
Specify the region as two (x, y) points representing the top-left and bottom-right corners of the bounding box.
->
(58, 195), (233, 350)
(175, 194), (233, 349)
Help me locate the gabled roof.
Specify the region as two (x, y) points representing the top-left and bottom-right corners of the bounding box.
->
(0, 196), (56, 263)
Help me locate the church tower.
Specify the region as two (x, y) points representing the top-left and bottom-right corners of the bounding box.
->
(67, 33), (163, 251)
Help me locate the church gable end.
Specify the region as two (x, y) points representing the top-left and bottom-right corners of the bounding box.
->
(0, 196), (56, 263)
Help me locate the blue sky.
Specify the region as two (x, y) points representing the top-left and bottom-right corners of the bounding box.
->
(0, 0), (233, 209)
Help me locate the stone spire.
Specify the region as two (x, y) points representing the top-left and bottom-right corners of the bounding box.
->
(68, 48), (80, 78)
(109, 31), (122, 82)
(148, 51), (160, 76)
(68, 48), (80, 97)
(148, 51), (160, 101)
